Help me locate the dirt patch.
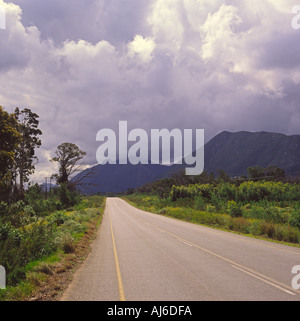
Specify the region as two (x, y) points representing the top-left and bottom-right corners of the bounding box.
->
(26, 218), (101, 301)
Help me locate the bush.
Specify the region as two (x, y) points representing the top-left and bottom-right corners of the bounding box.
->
(228, 217), (251, 234)
(0, 222), (22, 245)
(261, 222), (275, 238)
(48, 211), (69, 227)
(264, 206), (285, 224)
(55, 233), (75, 254)
(249, 220), (263, 236)
(210, 192), (224, 211)
(194, 196), (206, 211)
(227, 201), (242, 218)
(57, 185), (80, 208)
(289, 209), (300, 229)
(0, 202), (8, 216)
(61, 219), (87, 235)
(0, 221), (56, 286)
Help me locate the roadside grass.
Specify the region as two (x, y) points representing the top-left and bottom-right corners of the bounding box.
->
(123, 194), (300, 247)
(0, 195), (105, 301)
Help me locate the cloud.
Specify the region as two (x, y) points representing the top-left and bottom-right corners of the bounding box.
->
(0, 0), (300, 182)
(127, 35), (155, 63)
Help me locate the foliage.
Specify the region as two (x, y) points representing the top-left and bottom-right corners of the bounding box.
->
(170, 180), (300, 204)
(51, 142), (86, 187)
(57, 184), (81, 208)
(289, 209), (300, 229)
(194, 195), (206, 211)
(125, 179), (300, 246)
(0, 106), (21, 202)
(0, 195), (105, 292)
(247, 165), (285, 181)
(227, 200), (242, 218)
(13, 108), (42, 198)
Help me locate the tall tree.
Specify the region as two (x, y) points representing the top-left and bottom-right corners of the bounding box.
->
(14, 108), (42, 197)
(51, 143), (86, 188)
(0, 106), (21, 202)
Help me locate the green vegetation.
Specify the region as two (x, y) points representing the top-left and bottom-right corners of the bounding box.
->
(50, 142), (87, 189)
(124, 170), (300, 246)
(0, 106), (42, 202)
(0, 194), (105, 301)
(0, 105), (103, 300)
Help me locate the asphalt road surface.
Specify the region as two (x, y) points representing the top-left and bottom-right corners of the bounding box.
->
(62, 198), (300, 301)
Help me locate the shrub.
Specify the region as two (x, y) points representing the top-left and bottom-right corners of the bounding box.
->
(207, 205), (216, 213)
(61, 219), (87, 235)
(261, 222), (275, 238)
(48, 211), (69, 226)
(57, 185), (81, 208)
(227, 201), (242, 218)
(56, 233), (75, 254)
(0, 221), (56, 286)
(217, 182), (236, 201)
(194, 196), (206, 211)
(289, 209), (300, 229)
(0, 202), (8, 216)
(249, 220), (263, 236)
(210, 192), (222, 210)
(0, 222), (22, 245)
(228, 217), (251, 234)
(249, 205), (266, 220)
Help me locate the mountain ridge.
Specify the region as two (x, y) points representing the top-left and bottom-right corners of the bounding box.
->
(204, 130), (300, 176)
(74, 130), (300, 193)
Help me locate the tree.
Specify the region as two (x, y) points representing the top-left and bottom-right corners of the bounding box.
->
(216, 169), (231, 182)
(247, 166), (265, 181)
(14, 108), (42, 197)
(265, 165), (285, 180)
(51, 143), (86, 188)
(247, 165), (285, 181)
(0, 106), (21, 202)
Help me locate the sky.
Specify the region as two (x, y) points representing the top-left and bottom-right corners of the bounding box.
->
(0, 0), (300, 183)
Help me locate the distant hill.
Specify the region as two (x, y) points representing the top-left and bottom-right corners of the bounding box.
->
(74, 131), (300, 194)
(75, 163), (180, 194)
(204, 131), (300, 177)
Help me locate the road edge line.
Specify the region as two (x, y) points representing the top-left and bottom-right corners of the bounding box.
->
(110, 213), (126, 301)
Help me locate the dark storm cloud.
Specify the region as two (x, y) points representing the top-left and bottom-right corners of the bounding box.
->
(257, 32), (300, 70)
(11, 0), (152, 46)
(0, 0), (299, 182)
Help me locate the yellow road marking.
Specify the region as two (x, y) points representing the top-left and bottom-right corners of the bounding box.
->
(110, 213), (126, 301)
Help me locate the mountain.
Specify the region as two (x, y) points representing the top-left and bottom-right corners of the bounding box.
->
(204, 131), (300, 177)
(74, 131), (300, 194)
(75, 163), (180, 194)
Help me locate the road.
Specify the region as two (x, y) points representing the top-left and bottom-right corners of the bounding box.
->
(62, 198), (300, 301)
